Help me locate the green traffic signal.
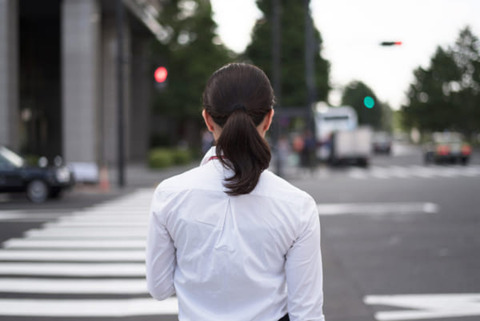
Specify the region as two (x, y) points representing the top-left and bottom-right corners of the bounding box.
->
(364, 96), (375, 108)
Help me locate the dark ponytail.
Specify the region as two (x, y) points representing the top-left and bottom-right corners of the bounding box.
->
(202, 63), (275, 196)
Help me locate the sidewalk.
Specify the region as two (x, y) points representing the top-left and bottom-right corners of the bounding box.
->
(122, 160), (303, 189)
(122, 162), (197, 189)
(72, 162), (197, 195)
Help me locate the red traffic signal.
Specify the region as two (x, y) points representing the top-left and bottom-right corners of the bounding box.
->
(154, 66), (168, 83)
(380, 41), (402, 46)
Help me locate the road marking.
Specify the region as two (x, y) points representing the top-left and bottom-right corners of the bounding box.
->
(348, 164), (480, 180)
(409, 165), (434, 178)
(59, 215), (149, 222)
(364, 293), (480, 320)
(317, 202), (438, 216)
(0, 250), (145, 261)
(0, 297), (178, 317)
(24, 227), (147, 239)
(388, 166), (410, 178)
(349, 169), (368, 179)
(0, 189), (166, 319)
(458, 166), (480, 177)
(435, 167), (458, 177)
(0, 278), (148, 294)
(3, 239), (146, 249)
(0, 211), (67, 222)
(43, 221), (148, 227)
(371, 169), (390, 179)
(0, 262), (145, 277)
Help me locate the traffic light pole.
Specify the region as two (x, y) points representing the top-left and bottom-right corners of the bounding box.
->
(272, 0), (283, 177)
(116, 0), (125, 188)
(304, 0), (316, 134)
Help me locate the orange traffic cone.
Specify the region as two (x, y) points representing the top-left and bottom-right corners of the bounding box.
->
(99, 165), (110, 192)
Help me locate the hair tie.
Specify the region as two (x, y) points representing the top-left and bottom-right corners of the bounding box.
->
(232, 103), (247, 113)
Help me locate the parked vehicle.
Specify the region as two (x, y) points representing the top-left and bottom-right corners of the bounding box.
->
(329, 127), (372, 167)
(423, 132), (471, 165)
(372, 131), (393, 154)
(0, 146), (74, 203)
(314, 105), (371, 166)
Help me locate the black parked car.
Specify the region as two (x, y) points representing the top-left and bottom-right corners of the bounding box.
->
(0, 146), (74, 203)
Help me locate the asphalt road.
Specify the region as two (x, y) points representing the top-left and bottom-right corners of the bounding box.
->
(292, 144), (480, 321)
(0, 143), (479, 321)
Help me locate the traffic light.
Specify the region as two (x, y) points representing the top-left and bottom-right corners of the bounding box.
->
(380, 41), (402, 46)
(154, 66), (168, 83)
(154, 66), (168, 91)
(364, 96), (375, 109)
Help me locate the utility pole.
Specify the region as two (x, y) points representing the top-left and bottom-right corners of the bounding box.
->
(272, 0), (283, 177)
(304, 0), (316, 134)
(116, 0), (125, 187)
(272, 0), (281, 103)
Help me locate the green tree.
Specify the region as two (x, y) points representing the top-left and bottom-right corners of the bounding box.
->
(244, 0), (330, 107)
(151, 0), (234, 146)
(381, 102), (394, 133)
(341, 81), (386, 131)
(402, 47), (460, 133)
(401, 26), (480, 138)
(450, 27), (480, 137)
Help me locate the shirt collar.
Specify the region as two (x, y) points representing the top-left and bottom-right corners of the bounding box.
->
(200, 146), (218, 166)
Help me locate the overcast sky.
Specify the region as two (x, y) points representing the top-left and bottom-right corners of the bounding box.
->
(210, 0), (480, 110)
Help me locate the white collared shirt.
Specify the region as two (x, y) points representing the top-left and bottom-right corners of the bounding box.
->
(146, 147), (325, 321)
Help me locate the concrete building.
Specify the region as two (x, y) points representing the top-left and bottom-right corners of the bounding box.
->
(0, 0), (164, 177)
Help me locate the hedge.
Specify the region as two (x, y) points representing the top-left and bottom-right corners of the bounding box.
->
(148, 148), (193, 169)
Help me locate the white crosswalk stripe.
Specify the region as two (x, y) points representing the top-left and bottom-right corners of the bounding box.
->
(0, 298), (179, 317)
(43, 220), (149, 228)
(0, 262), (146, 277)
(24, 227), (147, 239)
(348, 164), (480, 180)
(3, 239), (146, 249)
(0, 188), (180, 318)
(0, 278), (148, 294)
(0, 250), (145, 262)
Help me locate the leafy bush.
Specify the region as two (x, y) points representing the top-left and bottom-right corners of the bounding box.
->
(148, 148), (193, 168)
(172, 149), (191, 165)
(148, 148), (175, 168)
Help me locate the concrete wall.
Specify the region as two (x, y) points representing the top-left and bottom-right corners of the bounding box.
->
(61, 0), (101, 163)
(129, 34), (151, 162)
(100, 15), (132, 166)
(100, 16), (118, 166)
(1, 0), (154, 168)
(0, 0), (19, 149)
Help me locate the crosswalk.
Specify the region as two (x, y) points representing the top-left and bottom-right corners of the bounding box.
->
(0, 185), (460, 319)
(285, 163), (480, 181)
(0, 188), (179, 319)
(348, 164), (480, 180)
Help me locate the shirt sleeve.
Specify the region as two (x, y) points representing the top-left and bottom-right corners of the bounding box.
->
(285, 195), (325, 321)
(145, 187), (176, 300)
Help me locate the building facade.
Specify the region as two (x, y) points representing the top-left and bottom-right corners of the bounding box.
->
(0, 0), (163, 170)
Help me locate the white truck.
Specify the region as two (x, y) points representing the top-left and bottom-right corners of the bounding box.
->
(329, 126), (372, 167)
(314, 105), (372, 167)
